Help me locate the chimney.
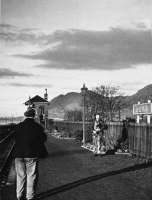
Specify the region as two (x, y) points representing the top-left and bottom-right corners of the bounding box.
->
(44, 89), (48, 101)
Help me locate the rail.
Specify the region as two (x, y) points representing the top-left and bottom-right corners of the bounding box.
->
(0, 130), (15, 185)
(0, 131), (15, 144)
(0, 141), (15, 173)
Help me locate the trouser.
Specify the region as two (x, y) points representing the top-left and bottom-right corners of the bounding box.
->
(15, 158), (38, 200)
(100, 134), (106, 150)
(92, 134), (96, 148)
(94, 133), (106, 154)
(94, 134), (101, 154)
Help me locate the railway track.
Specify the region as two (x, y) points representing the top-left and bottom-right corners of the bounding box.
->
(0, 130), (15, 188)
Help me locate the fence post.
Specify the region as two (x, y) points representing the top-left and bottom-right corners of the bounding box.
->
(147, 115), (151, 124)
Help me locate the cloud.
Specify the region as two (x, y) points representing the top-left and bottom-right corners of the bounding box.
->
(17, 28), (152, 70)
(0, 23), (47, 45)
(0, 68), (31, 78)
(2, 23), (152, 70)
(7, 83), (52, 88)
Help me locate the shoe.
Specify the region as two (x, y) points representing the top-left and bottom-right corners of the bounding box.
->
(27, 199), (36, 200)
(100, 151), (106, 155)
(117, 149), (122, 153)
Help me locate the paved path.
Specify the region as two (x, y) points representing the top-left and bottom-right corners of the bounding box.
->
(2, 135), (152, 200)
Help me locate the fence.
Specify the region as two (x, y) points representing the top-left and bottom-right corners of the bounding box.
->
(105, 122), (123, 149)
(128, 124), (152, 159)
(48, 120), (152, 159)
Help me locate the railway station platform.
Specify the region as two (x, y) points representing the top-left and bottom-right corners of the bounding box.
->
(1, 135), (152, 200)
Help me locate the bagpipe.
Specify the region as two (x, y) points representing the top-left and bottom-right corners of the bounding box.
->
(93, 122), (108, 136)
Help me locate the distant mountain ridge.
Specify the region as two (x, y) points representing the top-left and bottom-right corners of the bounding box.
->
(48, 92), (82, 119)
(126, 84), (152, 107)
(48, 84), (152, 119)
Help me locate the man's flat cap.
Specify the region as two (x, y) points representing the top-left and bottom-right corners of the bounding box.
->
(24, 108), (35, 117)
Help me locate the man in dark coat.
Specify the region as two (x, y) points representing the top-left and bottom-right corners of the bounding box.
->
(14, 108), (47, 200)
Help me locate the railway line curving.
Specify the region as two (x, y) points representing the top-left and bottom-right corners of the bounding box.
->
(0, 130), (15, 188)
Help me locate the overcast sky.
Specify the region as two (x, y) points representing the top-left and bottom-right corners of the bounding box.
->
(0, 0), (152, 116)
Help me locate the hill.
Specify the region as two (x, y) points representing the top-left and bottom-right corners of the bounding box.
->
(48, 84), (152, 120)
(48, 92), (82, 119)
(126, 84), (152, 106)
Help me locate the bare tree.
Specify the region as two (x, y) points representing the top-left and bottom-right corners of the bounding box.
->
(85, 90), (106, 121)
(91, 85), (126, 121)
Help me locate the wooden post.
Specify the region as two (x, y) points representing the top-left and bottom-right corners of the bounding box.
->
(137, 115), (140, 124)
(147, 115), (151, 124)
(136, 101), (140, 124)
(118, 107), (121, 121)
(147, 100), (151, 124)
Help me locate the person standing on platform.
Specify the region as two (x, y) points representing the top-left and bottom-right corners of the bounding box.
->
(93, 114), (107, 156)
(14, 108), (47, 200)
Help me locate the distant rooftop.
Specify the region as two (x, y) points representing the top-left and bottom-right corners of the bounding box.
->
(25, 95), (48, 105)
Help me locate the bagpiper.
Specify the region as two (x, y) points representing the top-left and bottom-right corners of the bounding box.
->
(92, 114), (108, 156)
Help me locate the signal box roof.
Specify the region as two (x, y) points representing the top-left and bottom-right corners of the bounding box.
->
(25, 95), (48, 105)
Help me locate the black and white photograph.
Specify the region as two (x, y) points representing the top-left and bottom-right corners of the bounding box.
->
(0, 0), (152, 199)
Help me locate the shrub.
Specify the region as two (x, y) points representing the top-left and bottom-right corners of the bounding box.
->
(75, 130), (83, 141)
(86, 130), (93, 143)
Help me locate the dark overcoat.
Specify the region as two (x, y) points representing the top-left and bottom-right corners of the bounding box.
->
(13, 118), (47, 158)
